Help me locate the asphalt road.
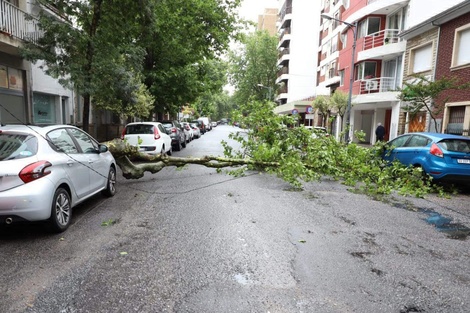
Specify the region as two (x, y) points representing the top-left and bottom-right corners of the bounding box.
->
(1, 125), (469, 313)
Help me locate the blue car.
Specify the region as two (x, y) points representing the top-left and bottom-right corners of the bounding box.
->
(383, 132), (470, 182)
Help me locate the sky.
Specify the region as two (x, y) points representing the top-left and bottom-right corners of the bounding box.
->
(238, 0), (278, 22)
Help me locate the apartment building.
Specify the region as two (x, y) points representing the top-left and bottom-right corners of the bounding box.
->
(257, 8), (278, 36)
(273, 0), (321, 118)
(317, 0), (466, 143)
(0, 0), (74, 126)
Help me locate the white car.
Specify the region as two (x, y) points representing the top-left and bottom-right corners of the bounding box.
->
(0, 124), (117, 232)
(121, 122), (172, 155)
(181, 122), (194, 142)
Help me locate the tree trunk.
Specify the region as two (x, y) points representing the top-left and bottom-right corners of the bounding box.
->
(82, 94), (91, 133)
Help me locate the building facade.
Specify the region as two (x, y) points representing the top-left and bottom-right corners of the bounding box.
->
(0, 0), (75, 127)
(257, 8), (278, 36)
(314, 0), (467, 143)
(274, 0), (321, 118)
(398, 0), (470, 137)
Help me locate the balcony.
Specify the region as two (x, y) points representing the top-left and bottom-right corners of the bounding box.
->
(0, 0), (41, 45)
(360, 77), (398, 94)
(363, 29), (400, 50)
(277, 48), (290, 66)
(357, 29), (406, 62)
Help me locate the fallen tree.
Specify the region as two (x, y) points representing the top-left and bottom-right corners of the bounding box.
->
(106, 137), (279, 179)
(104, 100), (449, 198)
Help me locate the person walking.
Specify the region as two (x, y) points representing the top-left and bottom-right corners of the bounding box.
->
(375, 123), (386, 142)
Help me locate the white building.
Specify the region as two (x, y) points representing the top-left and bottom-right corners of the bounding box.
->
(274, 0), (321, 116)
(1, 0), (74, 125)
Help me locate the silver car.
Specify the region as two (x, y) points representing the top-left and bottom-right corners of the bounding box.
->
(0, 125), (117, 232)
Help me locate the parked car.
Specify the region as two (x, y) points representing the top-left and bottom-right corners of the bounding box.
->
(158, 120), (186, 151)
(211, 121), (218, 128)
(0, 124), (116, 232)
(191, 120), (206, 134)
(198, 117), (212, 131)
(190, 122), (201, 139)
(121, 122), (172, 155)
(181, 122), (194, 142)
(382, 132), (470, 182)
(305, 126), (329, 138)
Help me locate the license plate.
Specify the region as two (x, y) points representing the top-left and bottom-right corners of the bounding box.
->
(457, 159), (470, 164)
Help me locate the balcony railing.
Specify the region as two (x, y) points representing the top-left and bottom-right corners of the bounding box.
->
(0, 0), (41, 43)
(363, 29), (400, 50)
(360, 77), (399, 94)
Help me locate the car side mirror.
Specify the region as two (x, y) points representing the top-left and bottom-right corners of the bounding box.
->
(99, 144), (109, 153)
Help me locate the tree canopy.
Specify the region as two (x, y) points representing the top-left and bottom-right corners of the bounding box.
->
(228, 30), (279, 107)
(21, 0), (243, 131)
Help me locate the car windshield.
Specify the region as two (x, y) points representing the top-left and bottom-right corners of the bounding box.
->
(438, 139), (470, 152)
(125, 124), (154, 134)
(0, 134), (38, 161)
(161, 123), (173, 128)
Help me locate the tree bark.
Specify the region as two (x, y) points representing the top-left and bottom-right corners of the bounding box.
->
(105, 139), (279, 179)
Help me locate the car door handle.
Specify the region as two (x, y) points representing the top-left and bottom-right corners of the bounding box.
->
(66, 160), (74, 167)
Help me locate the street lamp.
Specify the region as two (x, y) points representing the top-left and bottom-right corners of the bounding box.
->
(257, 83), (273, 101)
(321, 13), (357, 143)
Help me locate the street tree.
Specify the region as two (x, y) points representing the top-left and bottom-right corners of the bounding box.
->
(312, 95), (331, 127)
(330, 90), (349, 131)
(228, 30), (279, 107)
(398, 75), (470, 131)
(139, 0), (242, 119)
(21, 0), (151, 133)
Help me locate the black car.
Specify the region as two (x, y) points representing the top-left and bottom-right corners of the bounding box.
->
(158, 120), (186, 151)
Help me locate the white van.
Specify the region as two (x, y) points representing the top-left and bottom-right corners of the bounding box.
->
(198, 117), (212, 131)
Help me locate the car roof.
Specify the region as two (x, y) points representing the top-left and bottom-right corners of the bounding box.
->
(0, 124), (79, 136)
(400, 132), (470, 141)
(125, 122), (160, 126)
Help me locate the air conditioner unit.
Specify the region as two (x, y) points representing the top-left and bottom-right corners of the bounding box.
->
(365, 80), (378, 91)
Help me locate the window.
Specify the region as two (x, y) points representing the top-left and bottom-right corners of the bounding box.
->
(339, 70), (345, 86)
(330, 34), (338, 54)
(358, 17), (381, 38)
(409, 43), (432, 74)
(48, 129), (78, 154)
(33, 93), (57, 124)
(406, 135), (430, 147)
(452, 25), (470, 67)
(355, 62), (376, 80)
(69, 128), (98, 153)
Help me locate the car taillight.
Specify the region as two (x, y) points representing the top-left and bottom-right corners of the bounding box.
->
(430, 143), (444, 158)
(171, 127), (177, 133)
(154, 127), (161, 140)
(121, 127), (126, 140)
(19, 161), (52, 184)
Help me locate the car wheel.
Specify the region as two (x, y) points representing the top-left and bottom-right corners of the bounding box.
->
(102, 166), (117, 197)
(182, 136), (187, 148)
(49, 188), (72, 232)
(174, 139), (182, 151)
(167, 145), (172, 156)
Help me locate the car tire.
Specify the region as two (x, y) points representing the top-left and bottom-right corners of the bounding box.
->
(182, 136), (187, 148)
(49, 188), (72, 233)
(174, 139), (182, 151)
(167, 145), (172, 156)
(102, 166), (117, 197)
